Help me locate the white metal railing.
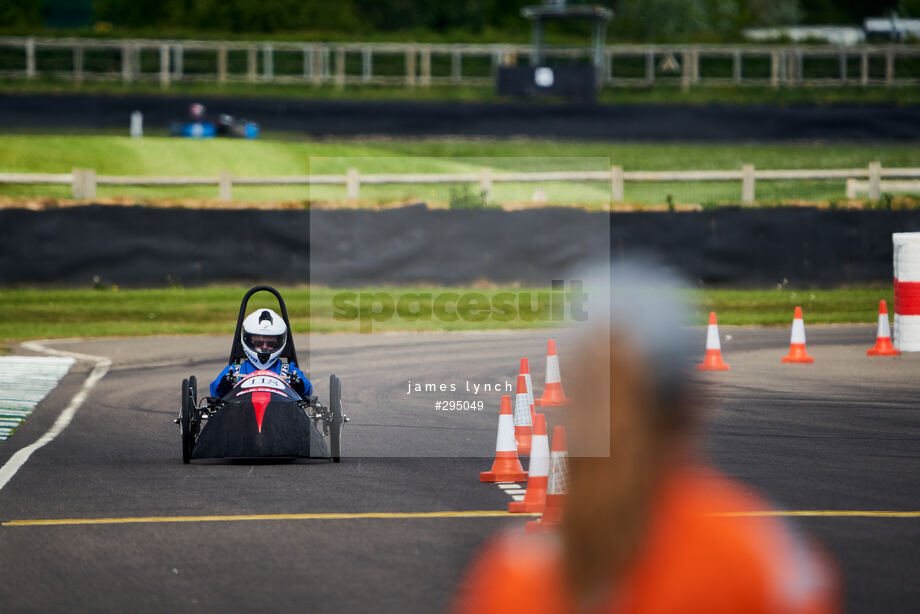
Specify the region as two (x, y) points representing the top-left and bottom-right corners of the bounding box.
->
(2, 36), (920, 89)
(0, 163), (916, 203)
(847, 178), (920, 198)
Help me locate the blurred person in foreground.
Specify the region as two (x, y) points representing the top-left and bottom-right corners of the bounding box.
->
(452, 262), (839, 614)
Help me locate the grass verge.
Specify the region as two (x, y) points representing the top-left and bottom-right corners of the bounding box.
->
(695, 286), (893, 325)
(2, 135), (919, 208)
(0, 285), (894, 343)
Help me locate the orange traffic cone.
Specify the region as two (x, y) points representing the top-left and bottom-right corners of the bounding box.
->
(697, 311), (730, 371)
(519, 358), (535, 409)
(526, 425), (568, 533)
(480, 395), (527, 482)
(509, 413), (549, 513)
(511, 374), (533, 455)
(782, 306), (814, 363)
(867, 300), (901, 356)
(535, 340), (571, 407)
(519, 357), (538, 424)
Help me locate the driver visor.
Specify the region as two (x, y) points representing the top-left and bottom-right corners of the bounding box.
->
(248, 334), (282, 351)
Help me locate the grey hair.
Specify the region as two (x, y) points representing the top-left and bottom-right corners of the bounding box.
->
(578, 258), (695, 412)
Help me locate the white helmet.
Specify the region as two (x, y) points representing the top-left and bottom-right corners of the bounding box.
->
(241, 308), (287, 369)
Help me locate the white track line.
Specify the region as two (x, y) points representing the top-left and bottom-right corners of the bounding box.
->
(0, 340), (110, 492)
(495, 482), (526, 502)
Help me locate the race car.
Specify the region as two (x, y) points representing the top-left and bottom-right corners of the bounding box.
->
(169, 103), (260, 139)
(176, 285), (345, 463)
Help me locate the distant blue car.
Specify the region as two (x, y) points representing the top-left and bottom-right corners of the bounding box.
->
(171, 121), (217, 138)
(170, 113), (259, 139)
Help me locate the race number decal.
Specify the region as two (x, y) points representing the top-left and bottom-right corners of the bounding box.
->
(240, 374), (286, 391)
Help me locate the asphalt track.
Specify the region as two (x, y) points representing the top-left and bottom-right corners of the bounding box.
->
(3, 93), (920, 140)
(0, 327), (918, 613)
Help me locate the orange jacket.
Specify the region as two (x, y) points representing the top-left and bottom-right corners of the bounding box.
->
(453, 467), (839, 614)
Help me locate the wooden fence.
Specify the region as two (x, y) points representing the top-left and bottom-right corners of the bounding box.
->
(2, 163), (919, 203)
(2, 36), (920, 88)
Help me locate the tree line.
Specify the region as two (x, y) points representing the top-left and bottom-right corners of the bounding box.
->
(0, 0), (910, 42)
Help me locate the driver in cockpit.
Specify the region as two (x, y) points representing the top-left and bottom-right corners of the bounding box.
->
(209, 308), (312, 398)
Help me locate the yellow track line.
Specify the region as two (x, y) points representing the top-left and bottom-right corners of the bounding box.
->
(713, 511), (920, 518)
(4, 509), (920, 528)
(2, 510), (539, 527)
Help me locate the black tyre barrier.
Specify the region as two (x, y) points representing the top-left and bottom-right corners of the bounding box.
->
(3, 205), (919, 287)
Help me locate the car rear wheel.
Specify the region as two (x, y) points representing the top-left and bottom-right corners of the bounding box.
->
(188, 375), (197, 406)
(329, 374), (343, 463)
(181, 378), (193, 464)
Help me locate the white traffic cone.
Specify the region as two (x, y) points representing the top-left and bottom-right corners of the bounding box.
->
(535, 340), (571, 407)
(782, 306), (814, 363)
(512, 374), (532, 455)
(697, 311), (729, 371)
(519, 357), (535, 411)
(509, 413), (550, 513)
(867, 300), (900, 356)
(526, 425), (568, 532)
(480, 395), (527, 482)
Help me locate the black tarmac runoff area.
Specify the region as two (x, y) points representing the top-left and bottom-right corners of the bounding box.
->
(3, 93), (920, 140)
(0, 327), (918, 613)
